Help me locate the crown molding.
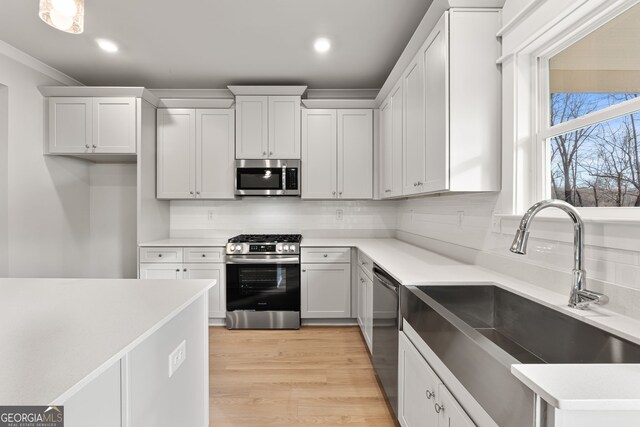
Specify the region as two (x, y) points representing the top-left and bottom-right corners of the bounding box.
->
(0, 41), (82, 86)
(227, 85), (307, 96)
(38, 86), (160, 106)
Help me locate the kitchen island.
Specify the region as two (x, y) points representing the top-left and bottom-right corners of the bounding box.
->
(0, 278), (214, 427)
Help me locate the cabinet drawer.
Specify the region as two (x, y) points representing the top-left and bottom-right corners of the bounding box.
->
(184, 247), (225, 263)
(301, 247), (351, 263)
(139, 247), (183, 263)
(357, 251), (374, 279)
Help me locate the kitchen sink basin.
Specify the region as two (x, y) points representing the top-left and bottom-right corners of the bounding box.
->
(400, 283), (640, 427)
(417, 284), (640, 364)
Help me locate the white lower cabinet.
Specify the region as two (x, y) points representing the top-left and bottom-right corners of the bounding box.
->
(399, 331), (475, 427)
(357, 264), (373, 352)
(301, 248), (351, 318)
(139, 247), (225, 319)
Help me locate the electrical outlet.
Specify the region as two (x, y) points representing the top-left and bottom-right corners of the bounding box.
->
(336, 209), (344, 221)
(168, 340), (186, 378)
(457, 211), (464, 228)
(207, 210), (214, 221)
(491, 211), (502, 234)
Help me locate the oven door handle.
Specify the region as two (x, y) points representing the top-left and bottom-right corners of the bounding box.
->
(226, 256), (300, 265)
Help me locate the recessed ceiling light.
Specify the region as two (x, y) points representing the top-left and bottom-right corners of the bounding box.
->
(314, 38), (331, 53)
(97, 39), (119, 53)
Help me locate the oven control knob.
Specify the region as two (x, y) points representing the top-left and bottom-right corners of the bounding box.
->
(229, 245), (235, 252)
(283, 246), (289, 252)
(289, 245), (296, 252)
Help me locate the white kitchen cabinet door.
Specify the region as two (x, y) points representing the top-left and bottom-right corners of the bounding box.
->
(196, 109), (235, 199)
(92, 97), (136, 154)
(337, 109), (373, 199)
(235, 96), (268, 159)
(301, 263), (351, 318)
(157, 109), (196, 199)
(268, 96), (301, 159)
(398, 332), (440, 427)
(380, 82), (404, 198)
(364, 273), (373, 351)
(47, 97), (92, 154)
(423, 13), (450, 194)
(438, 384), (476, 427)
(357, 267), (367, 330)
(183, 263), (225, 318)
(302, 109), (338, 199)
(402, 52), (426, 196)
(139, 263), (184, 279)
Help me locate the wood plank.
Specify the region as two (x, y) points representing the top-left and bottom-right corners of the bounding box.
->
(209, 326), (398, 427)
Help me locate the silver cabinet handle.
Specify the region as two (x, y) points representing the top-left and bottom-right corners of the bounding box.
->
(360, 278), (365, 283)
(183, 268), (187, 272)
(385, 189), (392, 193)
(92, 144), (97, 149)
(85, 144), (90, 149)
(263, 151), (267, 156)
(323, 254), (328, 258)
(426, 390), (435, 400)
(158, 253), (163, 257)
(339, 192), (343, 196)
(175, 269), (180, 272)
(202, 254), (206, 258)
(190, 191), (194, 195)
(269, 151), (273, 156)
(417, 181), (423, 186)
(434, 403), (444, 414)
(302, 269), (306, 273)
(196, 191), (200, 195)
(332, 191), (336, 196)
(361, 261), (368, 266)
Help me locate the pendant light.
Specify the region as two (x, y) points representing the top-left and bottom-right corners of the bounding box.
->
(39, 0), (84, 34)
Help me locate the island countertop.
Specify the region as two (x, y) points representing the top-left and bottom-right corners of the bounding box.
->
(0, 278), (215, 405)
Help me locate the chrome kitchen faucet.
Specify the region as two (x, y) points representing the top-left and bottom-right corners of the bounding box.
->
(510, 199), (609, 309)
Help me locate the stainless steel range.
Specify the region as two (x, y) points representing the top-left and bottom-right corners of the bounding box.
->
(225, 234), (302, 329)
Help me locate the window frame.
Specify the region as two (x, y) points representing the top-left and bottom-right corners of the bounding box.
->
(532, 0), (640, 218)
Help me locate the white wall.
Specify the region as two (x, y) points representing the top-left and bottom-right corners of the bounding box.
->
(90, 163), (137, 278)
(0, 85), (7, 276)
(170, 199), (397, 238)
(0, 48), (92, 278)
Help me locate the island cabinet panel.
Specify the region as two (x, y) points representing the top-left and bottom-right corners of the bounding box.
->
(128, 295), (208, 427)
(64, 361), (122, 427)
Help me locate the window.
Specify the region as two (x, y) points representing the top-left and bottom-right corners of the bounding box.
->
(541, 3), (640, 207)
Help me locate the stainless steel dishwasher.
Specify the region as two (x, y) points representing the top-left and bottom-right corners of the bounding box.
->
(372, 265), (400, 418)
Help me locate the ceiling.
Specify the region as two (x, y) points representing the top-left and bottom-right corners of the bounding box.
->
(0, 0), (433, 89)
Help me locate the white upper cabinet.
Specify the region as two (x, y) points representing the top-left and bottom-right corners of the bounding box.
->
(47, 97), (136, 155)
(157, 109), (195, 199)
(269, 96), (301, 159)
(302, 109), (337, 199)
(236, 95), (301, 159)
(380, 82), (404, 198)
(337, 109), (373, 199)
(302, 109), (373, 200)
(402, 54), (426, 196)
(196, 109), (235, 199)
(235, 96), (268, 159)
(157, 108), (235, 200)
(392, 9), (500, 197)
(423, 14), (449, 194)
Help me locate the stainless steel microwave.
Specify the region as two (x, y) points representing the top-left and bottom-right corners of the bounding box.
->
(235, 159), (301, 196)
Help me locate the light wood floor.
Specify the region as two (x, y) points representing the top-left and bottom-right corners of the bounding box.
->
(209, 326), (399, 427)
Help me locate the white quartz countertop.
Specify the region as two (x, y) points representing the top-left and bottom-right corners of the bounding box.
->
(139, 238), (228, 247)
(136, 236), (640, 411)
(512, 364), (640, 410)
(0, 278), (215, 405)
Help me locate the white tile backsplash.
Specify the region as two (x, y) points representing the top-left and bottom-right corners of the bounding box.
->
(170, 198), (397, 238)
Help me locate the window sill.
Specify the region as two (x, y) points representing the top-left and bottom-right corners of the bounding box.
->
(496, 213), (640, 225)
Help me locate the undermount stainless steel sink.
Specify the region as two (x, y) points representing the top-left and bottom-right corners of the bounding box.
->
(401, 283), (640, 427)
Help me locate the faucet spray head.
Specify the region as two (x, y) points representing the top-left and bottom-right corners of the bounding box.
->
(510, 229), (530, 255)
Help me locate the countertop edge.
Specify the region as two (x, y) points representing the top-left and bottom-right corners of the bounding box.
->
(50, 280), (215, 404)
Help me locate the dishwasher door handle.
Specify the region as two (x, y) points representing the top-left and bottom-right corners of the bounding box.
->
(373, 270), (399, 294)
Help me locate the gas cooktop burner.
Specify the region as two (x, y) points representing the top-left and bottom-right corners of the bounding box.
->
(228, 234), (302, 244)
